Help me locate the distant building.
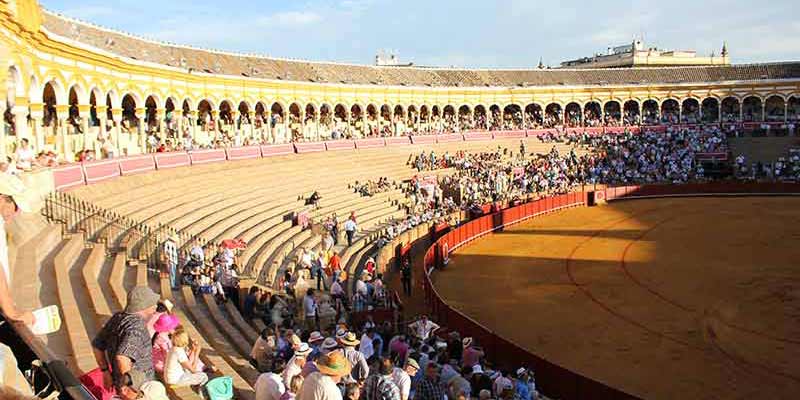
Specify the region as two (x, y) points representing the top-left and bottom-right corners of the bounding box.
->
(375, 50), (413, 67)
(559, 40), (730, 69)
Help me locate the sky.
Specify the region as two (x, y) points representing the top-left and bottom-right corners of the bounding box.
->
(40, 0), (800, 68)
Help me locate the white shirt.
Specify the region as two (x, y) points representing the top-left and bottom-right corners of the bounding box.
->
(391, 368), (411, 400)
(297, 372), (342, 400)
(0, 221), (9, 286)
(14, 147), (34, 169)
(330, 281), (344, 296)
(255, 372), (285, 400)
(190, 245), (204, 262)
(408, 319), (439, 341)
(164, 347), (189, 384)
(283, 358), (304, 388)
(355, 280), (368, 297)
(344, 219), (357, 232)
(359, 334), (374, 359)
(304, 295), (317, 317)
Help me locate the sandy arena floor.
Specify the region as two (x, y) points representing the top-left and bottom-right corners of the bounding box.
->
(433, 197), (800, 400)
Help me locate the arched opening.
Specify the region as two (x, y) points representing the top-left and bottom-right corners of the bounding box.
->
(488, 105), (501, 130)
(721, 97), (740, 122)
(305, 104), (317, 124)
(238, 101), (250, 126)
(642, 100), (658, 124)
(68, 86), (81, 133)
(121, 94), (139, 132)
(742, 96), (763, 122)
(320, 104), (332, 129)
(219, 101), (234, 128)
(524, 104), (543, 128)
(407, 105), (418, 129)
(565, 102), (581, 127)
(765, 96), (785, 122)
(474, 105), (487, 130)
(145, 95), (158, 132)
(164, 98), (176, 136)
(271, 102), (284, 128)
(196, 99), (213, 130)
(443, 105), (455, 132)
(87, 89), (101, 128)
(603, 101), (621, 125)
(289, 103), (302, 141)
(458, 105), (472, 131)
(105, 93), (115, 122)
(701, 98), (719, 123)
(419, 105), (429, 123)
(504, 104), (522, 130)
(253, 102), (266, 129)
(42, 81), (59, 128)
(393, 105), (405, 122)
(544, 103), (562, 128)
(660, 99), (679, 124)
(584, 101), (601, 127)
(380, 105), (391, 124)
(681, 98), (700, 124)
(623, 100), (640, 125)
(788, 96), (800, 122)
(334, 104), (348, 123)
(351, 104), (363, 125)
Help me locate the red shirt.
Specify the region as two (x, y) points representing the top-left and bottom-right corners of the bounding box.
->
(329, 254), (341, 272)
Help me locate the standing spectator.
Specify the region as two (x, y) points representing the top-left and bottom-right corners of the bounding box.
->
(344, 217), (357, 247)
(283, 343), (312, 388)
(163, 330), (208, 388)
(251, 328), (277, 372)
(400, 259), (412, 296)
(220, 264), (240, 307)
(163, 235), (179, 290)
(338, 332), (369, 383)
(391, 358), (419, 400)
(92, 286), (161, 391)
(303, 289), (318, 331)
(255, 359), (286, 400)
(461, 338), (484, 369)
(408, 315), (439, 342)
(417, 363), (446, 400)
(363, 358), (401, 400)
(298, 352), (351, 400)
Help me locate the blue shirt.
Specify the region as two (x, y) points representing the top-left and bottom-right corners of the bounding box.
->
(515, 380), (531, 400)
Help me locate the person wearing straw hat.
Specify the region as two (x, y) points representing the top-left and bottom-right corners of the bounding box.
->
(338, 331), (369, 383)
(298, 352), (351, 400)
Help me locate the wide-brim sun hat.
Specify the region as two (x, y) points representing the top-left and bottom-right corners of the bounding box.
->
(462, 337), (473, 348)
(317, 352), (352, 377)
(295, 342), (312, 357)
(0, 176), (33, 212)
(125, 286), (161, 313)
(308, 331), (325, 343)
(338, 331), (360, 347)
(321, 337), (339, 350)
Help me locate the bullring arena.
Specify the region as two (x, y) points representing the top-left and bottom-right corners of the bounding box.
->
(433, 195), (800, 400)
(1, 1), (800, 400)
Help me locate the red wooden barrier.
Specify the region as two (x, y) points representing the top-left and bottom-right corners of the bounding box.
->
(435, 133), (464, 143)
(355, 138), (386, 149)
(294, 142), (326, 153)
(492, 130), (526, 139)
(155, 152), (191, 169)
(324, 140), (356, 151)
(410, 135), (436, 145)
(463, 131), (493, 141)
(225, 146), (261, 161)
(82, 159), (120, 184)
(260, 143), (295, 157)
(52, 164), (85, 191)
(189, 149), (226, 165)
(385, 136), (411, 146)
(118, 155), (156, 176)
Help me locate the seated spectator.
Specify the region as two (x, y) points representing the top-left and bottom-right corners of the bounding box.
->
(151, 314), (180, 376)
(163, 329), (208, 388)
(92, 286), (161, 392)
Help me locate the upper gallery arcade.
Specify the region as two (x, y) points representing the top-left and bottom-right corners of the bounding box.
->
(2, 0), (800, 159)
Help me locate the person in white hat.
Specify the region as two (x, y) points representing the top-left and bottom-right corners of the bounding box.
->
(283, 342), (312, 388)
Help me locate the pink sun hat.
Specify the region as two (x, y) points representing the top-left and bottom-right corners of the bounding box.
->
(153, 314), (180, 333)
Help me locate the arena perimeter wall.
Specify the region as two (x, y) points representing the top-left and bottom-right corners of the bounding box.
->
(423, 182), (800, 400)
